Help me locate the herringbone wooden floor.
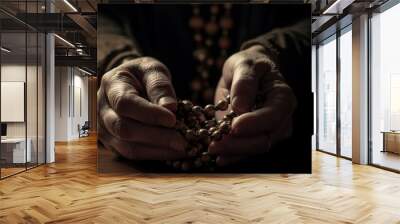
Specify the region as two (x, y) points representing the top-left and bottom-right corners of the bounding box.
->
(1, 135), (400, 224)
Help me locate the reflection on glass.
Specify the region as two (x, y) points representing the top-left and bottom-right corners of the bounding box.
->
(318, 36), (337, 154)
(27, 31), (38, 169)
(1, 32), (27, 177)
(0, 1), (46, 179)
(340, 29), (352, 158)
(38, 33), (46, 165)
(371, 3), (400, 171)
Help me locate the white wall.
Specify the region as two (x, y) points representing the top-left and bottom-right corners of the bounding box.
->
(1, 63), (46, 164)
(1, 64), (39, 137)
(54, 66), (89, 141)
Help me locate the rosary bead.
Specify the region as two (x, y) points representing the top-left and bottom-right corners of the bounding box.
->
(189, 16), (204, 29)
(226, 110), (236, 119)
(198, 129), (209, 138)
(219, 121), (231, 134)
(182, 100), (194, 111)
(205, 118), (217, 128)
(185, 129), (197, 141)
(210, 5), (219, 14)
(204, 104), (216, 117)
(208, 126), (217, 134)
(216, 99), (229, 111)
(223, 115), (231, 121)
(225, 94), (230, 104)
(192, 105), (203, 115)
(170, 95), (237, 171)
(186, 115), (199, 127)
(201, 152), (211, 163)
(211, 129), (222, 141)
(205, 22), (219, 35)
(220, 16), (233, 29)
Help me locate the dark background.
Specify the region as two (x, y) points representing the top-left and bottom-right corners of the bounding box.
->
(98, 4), (313, 173)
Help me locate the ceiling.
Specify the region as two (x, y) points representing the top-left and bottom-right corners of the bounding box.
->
(1, 0), (389, 73)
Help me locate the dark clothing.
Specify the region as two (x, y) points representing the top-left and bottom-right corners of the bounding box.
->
(98, 4), (312, 173)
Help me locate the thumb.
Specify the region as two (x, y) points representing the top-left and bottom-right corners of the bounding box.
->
(142, 69), (178, 113)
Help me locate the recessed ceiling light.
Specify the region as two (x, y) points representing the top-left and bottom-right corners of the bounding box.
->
(77, 67), (93, 76)
(1, 47), (11, 53)
(63, 0), (78, 12)
(54, 34), (75, 48)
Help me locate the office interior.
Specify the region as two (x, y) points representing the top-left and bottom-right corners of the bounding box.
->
(0, 0), (400, 222)
(312, 0), (400, 172)
(0, 0), (97, 179)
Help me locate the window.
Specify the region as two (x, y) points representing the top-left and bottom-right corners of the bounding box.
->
(339, 27), (352, 158)
(370, 2), (400, 171)
(317, 35), (337, 154)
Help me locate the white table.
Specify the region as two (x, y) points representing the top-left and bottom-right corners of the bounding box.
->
(1, 138), (31, 163)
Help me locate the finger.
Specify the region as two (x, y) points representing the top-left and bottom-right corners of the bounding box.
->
(270, 116), (293, 144)
(231, 80), (296, 136)
(103, 71), (176, 127)
(101, 106), (187, 152)
(140, 59), (177, 112)
(98, 125), (186, 160)
(229, 62), (258, 115)
(214, 78), (230, 120)
(208, 134), (271, 156)
(214, 77), (229, 103)
(216, 156), (244, 166)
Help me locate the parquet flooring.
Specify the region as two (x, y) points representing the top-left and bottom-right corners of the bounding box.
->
(1, 135), (400, 223)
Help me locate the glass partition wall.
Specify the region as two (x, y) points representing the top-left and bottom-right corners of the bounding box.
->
(370, 2), (400, 171)
(339, 27), (352, 159)
(0, 2), (46, 179)
(316, 25), (353, 159)
(317, 35), (337, 155)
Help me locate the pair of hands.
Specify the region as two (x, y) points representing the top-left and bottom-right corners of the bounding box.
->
(98, 45), (296, 166)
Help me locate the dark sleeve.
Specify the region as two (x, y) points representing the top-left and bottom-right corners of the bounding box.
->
(241, 20), (312, 172)
(240, 20), (310, 68)
(97, 12), (142, 76)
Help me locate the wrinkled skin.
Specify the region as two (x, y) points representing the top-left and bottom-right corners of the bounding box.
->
(98, 57), (187, 160)
(97, 45), (296, 166)
(209, 45), (297, 166)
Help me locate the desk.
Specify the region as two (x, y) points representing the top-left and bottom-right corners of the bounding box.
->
(382, 131), (400, 154)
(1, 138), (31, 163)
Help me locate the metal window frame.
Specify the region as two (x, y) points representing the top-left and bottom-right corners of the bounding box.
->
(0, 0), (47, 180)
(367, 0), (400, 173)
(315, 22), (353, 161)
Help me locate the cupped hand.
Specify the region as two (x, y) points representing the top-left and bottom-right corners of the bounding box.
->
(209, 45), (297, 166)
(98, 57), (187, 160)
